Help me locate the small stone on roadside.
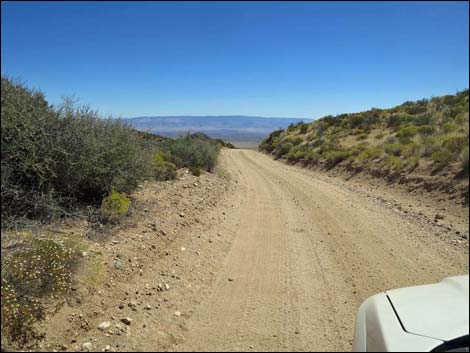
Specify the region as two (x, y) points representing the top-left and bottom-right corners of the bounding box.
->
(82, 342), (92, 351)
(98, 321), (111, 331)
(121, 317), (132, 326)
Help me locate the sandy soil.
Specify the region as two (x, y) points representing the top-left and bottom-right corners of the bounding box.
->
(37, 149), (468, 352)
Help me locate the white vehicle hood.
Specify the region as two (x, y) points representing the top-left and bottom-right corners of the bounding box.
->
(386, 275), (469, 341)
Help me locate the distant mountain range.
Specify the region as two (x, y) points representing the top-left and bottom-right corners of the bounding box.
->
(122, 116), (311, 144)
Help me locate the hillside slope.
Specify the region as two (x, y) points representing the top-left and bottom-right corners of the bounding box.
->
(260, 90), (469, 204)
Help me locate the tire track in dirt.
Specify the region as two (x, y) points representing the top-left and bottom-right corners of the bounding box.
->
(174, 149), (468, 352)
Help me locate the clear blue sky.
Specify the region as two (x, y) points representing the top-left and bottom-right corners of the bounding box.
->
(2, 1), (468, 119)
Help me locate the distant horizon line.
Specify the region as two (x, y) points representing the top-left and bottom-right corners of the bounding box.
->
(121, 87), (469, 121)
(123, 115), (313, 120)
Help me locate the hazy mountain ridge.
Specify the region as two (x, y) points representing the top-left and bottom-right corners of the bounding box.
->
(123, 116), (312, 143)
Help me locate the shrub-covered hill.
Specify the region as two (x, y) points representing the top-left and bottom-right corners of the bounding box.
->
(1, 76), (235, 348)
(259, 90), (469, 202)
(1, 77), (231, 228)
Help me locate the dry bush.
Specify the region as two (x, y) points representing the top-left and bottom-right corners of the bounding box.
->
(1, 236), (76, 347)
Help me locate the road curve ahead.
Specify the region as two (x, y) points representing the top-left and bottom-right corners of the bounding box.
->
(175, 149), (468, 352)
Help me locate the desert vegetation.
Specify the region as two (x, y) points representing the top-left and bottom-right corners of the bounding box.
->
(1, 76), (231, 348)
(260, 90), (469, 181)
(1, 77), (230, 228)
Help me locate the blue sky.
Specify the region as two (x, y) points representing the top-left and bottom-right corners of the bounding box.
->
(1, 1), (468, 119)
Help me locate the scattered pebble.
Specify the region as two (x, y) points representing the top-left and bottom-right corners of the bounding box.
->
(98, 321), (111, 331)
(121, 317), (132, 326)
(82, 342), (92, 351)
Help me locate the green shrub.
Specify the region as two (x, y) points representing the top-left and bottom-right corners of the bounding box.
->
(54, 101), (153, 201)
(1, 78), (64, 225)
(417, 125), (435, 136)
(287, 145), (311, 161)
(406, 156), (420, 171)
(318, 140), (339, 154)
(460, 146), (469, 174)
(455, 111), (469, 125)
(422, 136), (440, 157)
(413, 113), (434, 126)
(440, 134), (468, 155)
(100, 191), (131, 223)
(298, 122), (309, 134)
(159, 150), (183, 168)
(286, 136), (303, 146)
(1, 77), (226, 228)
(161, 134), (219, 171)
(357, 147), (384, 163)
(348, 115), (367, 129)
(189, 166), (201, 176)
(384, 143), (404, 156)
(305, 151), (320, 162)
(401, 142), (422, 158)
(260, 129), (283, 152)
(387, 113), (418, 127)
(309, 137), (324, 148)
(276, 142), (294, 156)
(153, 152), (165, 164)
(375, 132), (385, 139)
(1, 236), (76, 346)
(356, 133), (368, 141)
(431, 150), (453, 167)
(152, 152), (178, 180)
(1, 77), (152, 227)
(348, 144), (368, 157)
(396, 125), (419, 143)
(442, 122), (458, 133)
(383, 155), (405, 171)
(324, 150), (351, 166)
(384, 136), (398, 144)
(161, 162), (177, 180)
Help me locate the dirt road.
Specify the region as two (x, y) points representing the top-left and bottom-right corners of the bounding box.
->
(173, 149), (468, 352)
(37, 149), (468, 352)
